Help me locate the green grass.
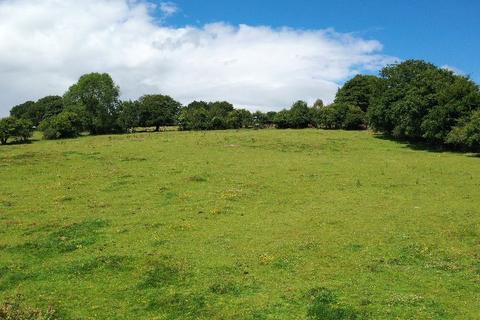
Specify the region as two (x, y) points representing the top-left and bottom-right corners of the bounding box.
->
(0, 129), (479, 319)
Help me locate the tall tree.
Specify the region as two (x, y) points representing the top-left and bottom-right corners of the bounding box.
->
(63, 73), (120, 134)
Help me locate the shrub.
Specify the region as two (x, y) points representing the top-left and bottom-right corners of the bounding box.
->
(317, 104), (366, 130)
(0, 117), (33, 145)
(446, 110), (480, 150)
(39, 111), (83, 140)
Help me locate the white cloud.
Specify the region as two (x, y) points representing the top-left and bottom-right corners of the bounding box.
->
(0, 0), (396, 116)
(158, 1), (178, 17)
(442, 65), (464, 76)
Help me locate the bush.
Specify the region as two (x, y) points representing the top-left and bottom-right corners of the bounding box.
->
(317, 104), (366, 130)
(0, 117), (33, 145)
(446, 110), (480, 150)
(39, 111), (83, 140)
(274, 101), (314, 129)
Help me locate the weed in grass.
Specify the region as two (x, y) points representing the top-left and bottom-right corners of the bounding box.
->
(15, 219), (108, 257)
(0, 298), (59, 320)
(209, 280), (242, 296)
(146, 291), (208, 318)
(138, 260), (182, 289)
(188, 175), (207, 182)
(0, 265), (35, 292)
(306, 287), (360, 320)
(66, 255), (132, 277)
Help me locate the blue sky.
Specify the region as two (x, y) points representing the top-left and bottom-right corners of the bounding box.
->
(166, 0), (479, 82)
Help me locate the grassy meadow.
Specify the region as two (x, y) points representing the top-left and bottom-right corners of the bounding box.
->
(0, 129), (479, 319)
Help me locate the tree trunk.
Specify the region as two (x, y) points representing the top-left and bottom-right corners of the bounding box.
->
(155, 125), (160, 132)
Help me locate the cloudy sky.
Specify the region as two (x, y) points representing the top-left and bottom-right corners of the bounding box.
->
(0, 0), (478, 116)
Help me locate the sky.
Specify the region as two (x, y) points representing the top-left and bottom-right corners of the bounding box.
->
(0, 0), (478, 116)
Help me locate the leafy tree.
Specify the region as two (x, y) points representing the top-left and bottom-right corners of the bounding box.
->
(0, 117), (17, 144)
(289, 100), (311, 128)
(446, 110), (480, 150)
(273, 101), (312, 129)
(273, 110), (291, 129)
(36, 96), (64, 120)
(117, 100), (140, 133)
(63, 73), (120, 134)
(9, 96), (64, 127)
(138, 94), (181, 131)
(254, 111), (277, 128)
(226, 109), (253, 129)
(208, 101), (234, 119)
(317, 104), (366, 130)
(13, 118), (34, 142)
(368, 59), (480, 146)
(10, 101), (38, 125)
(0, 117), (33, 144)
(343, 105), (366, 130)
(335, 75), (381, 112)
(39, 111), (83, 140)
(178, 102), (210, 130)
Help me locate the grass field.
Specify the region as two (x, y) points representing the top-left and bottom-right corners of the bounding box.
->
(0, 129), (479, 319)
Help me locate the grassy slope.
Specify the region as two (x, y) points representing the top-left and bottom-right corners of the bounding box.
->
(0, 129), (479, 319)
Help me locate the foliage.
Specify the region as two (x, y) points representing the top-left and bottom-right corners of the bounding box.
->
(9, 101), (37, 125)
(138, 95), (181, 131)
(39, 111), (83, 140)
(9, 97), (64, 127)
(35, 96), (64, 121)
(274, 101), (314, 129)
(368, 59), (480, 149)
(0, 117), (33, 145)
(63, 73), (121, 134)
(446, 110), (480, 150)
(317, 104), (366, 130)
(335, 75), (381, 112)
(117, 100), (140, 133)
(178, 101), (252, 130)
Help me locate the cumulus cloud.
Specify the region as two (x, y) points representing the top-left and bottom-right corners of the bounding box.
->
(0, 0), (396, 116)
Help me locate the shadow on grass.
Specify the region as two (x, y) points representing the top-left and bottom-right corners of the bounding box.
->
(373, 133), (480, 157)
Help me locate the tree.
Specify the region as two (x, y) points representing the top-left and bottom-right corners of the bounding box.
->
(63, 73), (120, 134)
(10, 101), (38, 125)
(0, 117), (33, 144)
(36, 96), (64, 120)
(0, 117), (17, 145)
(288, 101), (311, 128)
(368, 59), (480, 145)
(117, 100), (140, 133)
(335, 75), (381, 112)
(226, 109), (253, 129)
(178, 102), (210, 130)
(273, 110), (290, 129)
(317, 103), (366, 130)
(138, 94), (181, 131)
(13, 118), (34, 142)
(39, 111), (83, 140)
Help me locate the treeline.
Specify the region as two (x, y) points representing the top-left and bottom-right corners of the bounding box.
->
(1, 59), (479, 150)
